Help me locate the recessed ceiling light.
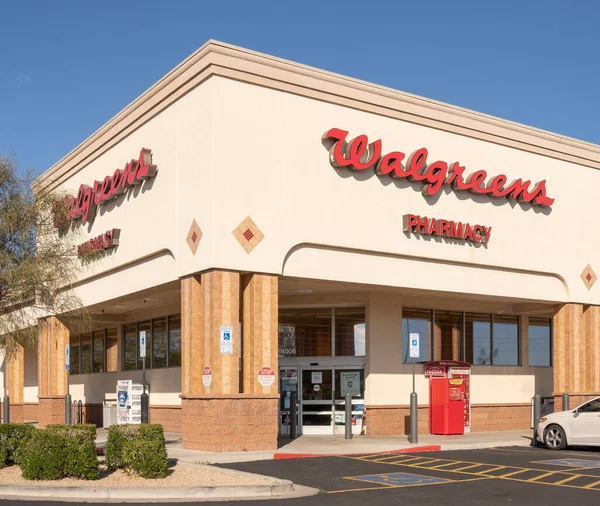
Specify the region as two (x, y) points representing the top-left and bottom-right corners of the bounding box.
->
(296, 288), (313, 294)
(114, 304), (129, 309)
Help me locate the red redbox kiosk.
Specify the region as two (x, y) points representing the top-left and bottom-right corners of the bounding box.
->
(426, 361), (471, 435)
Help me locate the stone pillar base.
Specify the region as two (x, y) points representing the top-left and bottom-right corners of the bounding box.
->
(38, 396), (66, 428)
(182, 394), (279, 452)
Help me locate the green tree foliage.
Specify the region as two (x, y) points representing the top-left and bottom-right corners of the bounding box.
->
(0, 153), (86, 352)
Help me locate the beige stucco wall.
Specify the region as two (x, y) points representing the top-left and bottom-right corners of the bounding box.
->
(51, 74), (599, 308)
(69, 367), (181, 406)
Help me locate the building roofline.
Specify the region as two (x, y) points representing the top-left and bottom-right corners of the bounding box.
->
(34, 39), (600, 190)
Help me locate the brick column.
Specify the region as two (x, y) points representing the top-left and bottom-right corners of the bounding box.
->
(181, 270), (278, 451)
(37, 316), (69, 427)
(6, 344), (24, 423)
(553, 304), (600, 409)
(241, 273), (278, 394)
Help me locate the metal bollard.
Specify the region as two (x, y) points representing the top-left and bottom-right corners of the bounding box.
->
(409, 392), (418, 444)
(562, 393), (569, 412)
(532, 393), (542, 447)
(65, 393), (72, 425)
(345, 392), (352, 440)
(290, 392), (297, 440)
(141, 391), (149, 423)
(3, 396), (9, 424)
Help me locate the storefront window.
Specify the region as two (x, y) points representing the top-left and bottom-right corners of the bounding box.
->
(152, 317), (168, 368)
(278, 309), (332, 357)
(169, 315), (181, 367)
(493, 315), (520, 366)
(106, 328), (118, 372)
(402, 308), (432, 363)
(334, 369), (365, 400)
(434, 311), (462, 361)
(466, 313), (492, 365)
(335, 308), (366, 357)
(528, 317), (552, 367)
(93, 330), (105, 373)
(122, 315), (181, 371)
(70, 335), (80, 375)
(124, 323), (137, 371)
(81, 332), (92, 374)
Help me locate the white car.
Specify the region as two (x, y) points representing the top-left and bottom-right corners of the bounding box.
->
(537, 397), (600, 450)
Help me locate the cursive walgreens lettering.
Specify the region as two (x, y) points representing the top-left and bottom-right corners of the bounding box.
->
(322, 128), (554, 207)
(53, 148), (157, 226)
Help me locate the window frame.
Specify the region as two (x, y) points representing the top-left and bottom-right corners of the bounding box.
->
(277, 306), (366, 359)
(402, 307), (521, 367)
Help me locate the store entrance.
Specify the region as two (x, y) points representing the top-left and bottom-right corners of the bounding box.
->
(279, 366), (364, 436)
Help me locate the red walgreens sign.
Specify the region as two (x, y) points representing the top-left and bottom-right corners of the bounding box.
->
(53, 148), (157, 226)
(404, 214), (491, 243)
(322, 128), (554, 207)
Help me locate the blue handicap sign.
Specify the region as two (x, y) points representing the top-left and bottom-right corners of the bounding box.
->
(118, 391), (129, 408)
(223, 332), (231, 340)
(412, 339), (418, 346)
(66, 364), (70, 371)
(350, 472), (449, 487)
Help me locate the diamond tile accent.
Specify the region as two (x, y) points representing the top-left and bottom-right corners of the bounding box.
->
(581, 264), (597, 290)
(186, 219), (203, 255)
(232, 216), (264, 254)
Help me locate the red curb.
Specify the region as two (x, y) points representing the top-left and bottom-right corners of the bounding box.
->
(273, 445), (442, 459)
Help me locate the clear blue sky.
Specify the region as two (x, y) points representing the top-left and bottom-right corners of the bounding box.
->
(2, 0), (599, 175)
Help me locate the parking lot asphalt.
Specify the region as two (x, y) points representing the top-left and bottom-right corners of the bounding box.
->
(217, 445), (600, 506)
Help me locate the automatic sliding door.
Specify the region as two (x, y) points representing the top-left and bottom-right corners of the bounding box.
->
(301, 369), (333, 434)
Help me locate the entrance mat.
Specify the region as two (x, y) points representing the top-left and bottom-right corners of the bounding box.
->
(346, 472), (450, 487)
(536, 458), (600, 468)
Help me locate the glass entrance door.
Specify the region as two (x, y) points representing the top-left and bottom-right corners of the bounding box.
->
(279, 368), (298, 437)
(301, 369), (333, 434)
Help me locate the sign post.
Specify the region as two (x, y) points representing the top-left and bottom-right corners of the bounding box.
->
(65, 344), (72, 425)
(139, 331), (149, 423)
(409, 333), (420, 444)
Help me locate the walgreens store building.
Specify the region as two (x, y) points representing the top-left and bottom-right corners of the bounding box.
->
(7, 41), (600, 452)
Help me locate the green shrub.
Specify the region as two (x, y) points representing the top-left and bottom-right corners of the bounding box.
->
(105, 424), (167, 478)
(20, 431), (65, 480)
(46, 424), (98, 480)
(20, 425), (99, 481)
(123, 439), (168, 478)
(104, 425), (129, 470)
(0, 424), (36, 467)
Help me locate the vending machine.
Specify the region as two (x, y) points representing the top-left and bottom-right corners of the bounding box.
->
(429, 377), (466, 435)
(426, 361), (471, 434)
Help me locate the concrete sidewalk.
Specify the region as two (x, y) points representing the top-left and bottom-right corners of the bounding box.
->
(96, 429), (533, 464)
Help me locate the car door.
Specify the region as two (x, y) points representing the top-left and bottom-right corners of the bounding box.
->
(570, 399), (600, 445)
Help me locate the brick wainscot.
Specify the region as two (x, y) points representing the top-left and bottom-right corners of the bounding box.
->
(181, 394), (279, 452)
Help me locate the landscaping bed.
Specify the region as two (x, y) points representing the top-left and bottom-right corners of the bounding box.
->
(0, 423), (275, 491)
(0, 460), (274, 488)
